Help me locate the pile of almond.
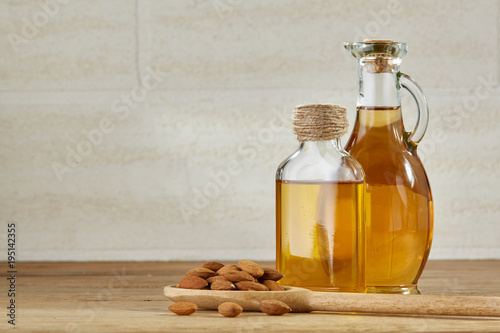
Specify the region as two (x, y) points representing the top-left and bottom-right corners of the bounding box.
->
(168, 260), (292, 317)
(177, 260), (285, 292)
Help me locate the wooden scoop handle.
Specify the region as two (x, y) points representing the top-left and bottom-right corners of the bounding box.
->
(308, 292), (500, 317)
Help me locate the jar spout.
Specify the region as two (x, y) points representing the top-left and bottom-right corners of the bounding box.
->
(344, 41), (408, 61)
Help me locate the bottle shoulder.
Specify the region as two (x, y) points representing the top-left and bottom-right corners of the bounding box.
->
(276, 142), (365, 182)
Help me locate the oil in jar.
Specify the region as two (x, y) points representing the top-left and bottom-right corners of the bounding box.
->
(345, 106), (433, 293)
(276, 180), (365, 292)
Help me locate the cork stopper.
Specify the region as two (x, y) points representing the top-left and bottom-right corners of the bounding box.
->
(364, 55), (395, 73)
(363, 39), (394, 43)
(361, 40), (397, 73)
(292, 104), (348, 141)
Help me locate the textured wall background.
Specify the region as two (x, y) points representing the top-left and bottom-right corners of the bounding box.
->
(0, 0), (499, 261)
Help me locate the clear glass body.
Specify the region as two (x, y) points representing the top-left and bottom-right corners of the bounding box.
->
(344, 41), (433, 294)
(276, 139), (366, 292)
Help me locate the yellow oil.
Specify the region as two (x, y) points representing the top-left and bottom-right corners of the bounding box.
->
(345, 107), (433, 294)
(276, 180), (365, 292)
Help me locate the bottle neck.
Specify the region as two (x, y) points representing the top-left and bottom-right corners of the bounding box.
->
(301, 139), (345, 155)
(345, 106), (406, 152)
(357, 61), (401, 108)
(355, 106), (403, 131)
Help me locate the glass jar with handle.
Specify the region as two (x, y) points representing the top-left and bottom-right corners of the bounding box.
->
(344, 40), (433, 294)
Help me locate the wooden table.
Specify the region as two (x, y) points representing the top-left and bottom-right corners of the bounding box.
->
(2, 261), (500, 332)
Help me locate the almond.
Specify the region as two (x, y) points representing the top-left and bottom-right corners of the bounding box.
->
(238, 260), (264, 278)
(201, 261), (225, 272)
(216, 265), (241, 275)
(178, 275), (208, 289)
(186, 268), (216, 279)
(168, 302), (198, 315)
(206, 275), (229, 284)
(218, 302), (243, 317)
(262, 280), (284, 291)
(261, 268), (284, 281)
(235, 281), (269, 291)
(211, 279), (236, 291)
(221, 270), (254, 283)
(259, 300), (291, 315)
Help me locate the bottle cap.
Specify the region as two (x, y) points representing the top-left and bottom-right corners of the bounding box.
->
(292, 104), (348, 141)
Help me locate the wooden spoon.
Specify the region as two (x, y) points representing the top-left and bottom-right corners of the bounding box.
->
(164, 285), (500, 317)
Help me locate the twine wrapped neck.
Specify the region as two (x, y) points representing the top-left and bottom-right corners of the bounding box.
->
(292, 104), (348, 141)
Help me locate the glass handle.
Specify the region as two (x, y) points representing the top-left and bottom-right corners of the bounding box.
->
(399, 73), (429, 145)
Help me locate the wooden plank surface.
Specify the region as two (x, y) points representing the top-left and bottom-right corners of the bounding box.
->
(1, 261), (500, 332)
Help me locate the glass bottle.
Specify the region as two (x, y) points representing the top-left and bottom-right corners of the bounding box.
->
(276, 104), (365, 292)
(344, 40), (433, 294)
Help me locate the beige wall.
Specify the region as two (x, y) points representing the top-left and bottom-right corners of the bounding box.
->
(0, 0), (498, 261)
